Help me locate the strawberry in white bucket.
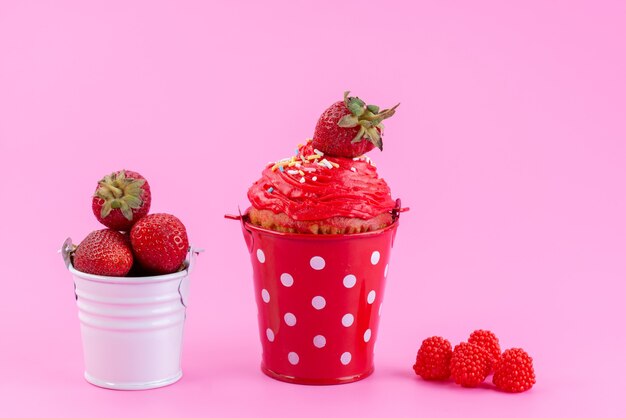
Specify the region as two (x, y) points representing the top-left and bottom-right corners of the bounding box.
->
(73, 229), (133, 276)
(131, 213), (189, 275)
(92, 170), (151, 231)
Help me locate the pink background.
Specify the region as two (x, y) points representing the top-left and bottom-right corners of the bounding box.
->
(1, 0), (625, 416)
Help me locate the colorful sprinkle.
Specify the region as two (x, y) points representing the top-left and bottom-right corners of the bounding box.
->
(307, 154), (321, 160)
(350, 167), (357, 172)
(279, 166), (284, 172)
(330, 161), (339, 168)
(314, 148), (324, 156)
(287, 170), (299, 175)
(299, 177), (305, 183)
(298, 170), (305, 176)
(312, 176), (317, 181)
(319, 159), (333, 169)
(267, 187), (274, 193)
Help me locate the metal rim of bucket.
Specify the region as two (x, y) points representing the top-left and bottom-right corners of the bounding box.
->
(68, 263), (190, 284)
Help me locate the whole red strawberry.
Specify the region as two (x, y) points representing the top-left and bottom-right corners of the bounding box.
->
(92, 170), (151, 231)
(493, 348), (536, 393)
(73, 229), (133, 276)
(312, 91), (399, 158)
(413, 336), (453, 380)
(130, 213), (189, 274)
(468, 329), (501, 367)
(450, 342), (493, 388)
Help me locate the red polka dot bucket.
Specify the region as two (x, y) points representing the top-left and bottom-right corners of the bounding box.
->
(229, 201), (403, 385)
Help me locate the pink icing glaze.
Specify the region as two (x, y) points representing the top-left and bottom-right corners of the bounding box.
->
(247, 143), (395, 221)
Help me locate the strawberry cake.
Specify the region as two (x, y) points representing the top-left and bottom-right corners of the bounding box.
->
(247, 92), (399, 234)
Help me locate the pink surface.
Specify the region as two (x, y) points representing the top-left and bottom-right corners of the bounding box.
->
(1, 0), (624, 416)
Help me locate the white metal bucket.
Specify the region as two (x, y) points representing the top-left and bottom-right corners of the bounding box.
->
(61, 238), (197, 390)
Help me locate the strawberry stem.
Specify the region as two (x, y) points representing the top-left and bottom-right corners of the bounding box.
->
(339, 91), (399, 151)
(95, 170), (146, 221)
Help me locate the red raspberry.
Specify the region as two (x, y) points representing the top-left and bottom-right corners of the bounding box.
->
(468, 329), (501, 367)
(412, 336), (452, 380)
(449, 342), (493, 388)
(493, 348), (536, 393)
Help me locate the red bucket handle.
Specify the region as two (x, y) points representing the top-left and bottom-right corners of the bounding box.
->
(225, 200), (407, 251)
(225, 200), (408, 223)
(225, 209), (255, 252)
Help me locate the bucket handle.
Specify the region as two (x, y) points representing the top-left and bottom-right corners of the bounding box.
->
(178, 246), (203, 309)
(185, 246), (203, 275)
(392, 198), (409, 221)
(60, 237), (75, 269)
(225, 207), (254, 253)
(60, 238), (79, 300)
(391, 199), (408, 247)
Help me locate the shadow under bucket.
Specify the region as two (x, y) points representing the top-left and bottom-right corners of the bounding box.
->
(230, 201), (403, 385)
(61, 239), (197, 390)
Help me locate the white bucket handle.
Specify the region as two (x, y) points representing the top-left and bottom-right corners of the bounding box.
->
(186, 246), (203, 274)
(178, 247), (203, 308)
(60, 237), (74, 269)
(60, 238), (79, 300)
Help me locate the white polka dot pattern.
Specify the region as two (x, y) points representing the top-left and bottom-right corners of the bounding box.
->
(288, 352), (299, 365)
(284, 312), (297, 326)
(367, 290), (376, 304)
(280, 273), (294, 287)
(251, 240), (393, 381)
(310, 256), (325, 270)
(343, 274), (356, 288)
(312, 296), (326, 310)
(313, 335), (326, 348)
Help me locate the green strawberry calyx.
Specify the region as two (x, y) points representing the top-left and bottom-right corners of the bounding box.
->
(95, 170), (146, 221)
(337, 91), (400, 150)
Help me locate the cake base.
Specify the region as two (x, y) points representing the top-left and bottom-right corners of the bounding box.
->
(247, 208), (393, 234)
